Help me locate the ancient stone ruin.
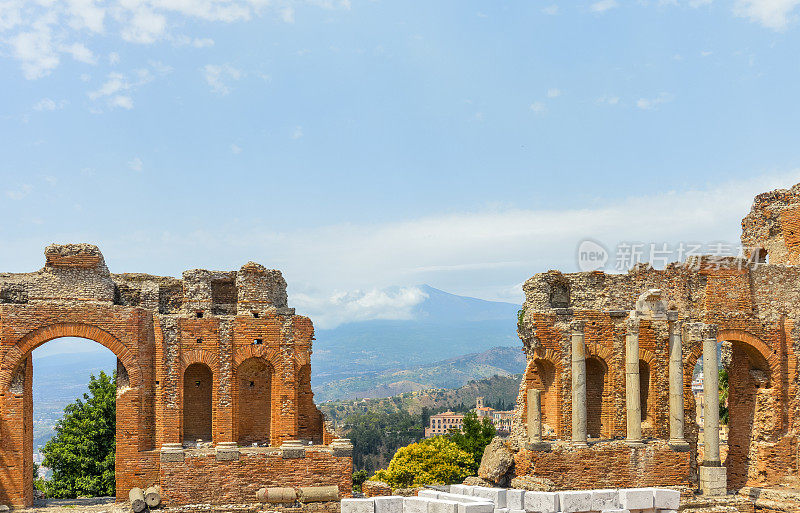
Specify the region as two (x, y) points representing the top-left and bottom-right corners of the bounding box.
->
(503, 183), (800, 500)
(0, 244), (352, 508)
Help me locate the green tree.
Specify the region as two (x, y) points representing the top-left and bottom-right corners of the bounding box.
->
(447, 412), (495, 474)
(719, 369), (729, 425)
(42, 372), (116, 498)
(372, 436), (473, 488)
(352, 469), (369, 493)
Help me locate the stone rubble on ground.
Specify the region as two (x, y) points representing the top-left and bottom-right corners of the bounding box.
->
(343, 485), (681, 513)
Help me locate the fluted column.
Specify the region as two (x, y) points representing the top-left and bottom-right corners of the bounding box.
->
(571, 321), (587, 447)
(668, 312), (689, 450)
(625, 318), (643, 446)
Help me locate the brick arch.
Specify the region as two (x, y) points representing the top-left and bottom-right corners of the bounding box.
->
(717, 329), (780, 379)
(234, 344), (280, 368)
(0, 322), (141, 389)
(584, 352), (612, 438)
(182, 349), (219, 371)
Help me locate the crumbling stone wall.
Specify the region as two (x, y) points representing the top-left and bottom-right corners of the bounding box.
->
(0, 244), (342, 508)
(510, 183), (800, 492)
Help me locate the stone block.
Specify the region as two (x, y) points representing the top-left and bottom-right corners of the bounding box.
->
(598, 510), (629, 513)
(215, 442), (239, 461)
(619, 489), (653, 510)
(652, 489), (679, 510)
(439, 493), (486, 504)
(457, 503), (493, 513)
(591, 489), (618, 511)
(558, 491), (592, 513)
(523, 491), (559, 513)
(374, 496), (404, 513)
(508, 509), (525, 513)
(506, 490), (525, 510)
(472, 487), (507, 508)
(450, 485), (471, 495)
(342, 498), (375, 513)
(430, 500), (460, 513)
(493, 508), (509, 513)
(699, 466), (727, 496)
(418, 490), (440, 500)
(658, 510), (678, 513)
(404, 497), (432, 513)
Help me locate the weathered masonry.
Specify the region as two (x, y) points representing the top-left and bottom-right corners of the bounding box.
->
(510, 183), (800, 494)
(0, 245), (352, 507)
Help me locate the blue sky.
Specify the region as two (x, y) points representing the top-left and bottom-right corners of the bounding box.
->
(4, 0), (800, 333)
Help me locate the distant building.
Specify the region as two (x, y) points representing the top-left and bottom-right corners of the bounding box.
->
(425, 411), (464, 437)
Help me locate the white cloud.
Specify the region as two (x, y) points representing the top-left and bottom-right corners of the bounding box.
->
(61, 42), (96, 64)
(128, 157), (143, 171)
(33, 98), (58, 111)
(111, 95), (133, 109)
(5, 184), (32, 200)
(87, 65), (164, 110)
(109, 52), (120, 64)
(596, 95), (620, 105)
(529, 101), (546, 113)
(231, 143), (242, 154)
(590, 0), (619, 12)
(734, 0), (800, 30)
(0, 1), (351, 78)
(203, 63), (242, 95)
(292, 126), (304, 139)
(542, 5), (559, 15)
(547, 88), (562, 98)
(636, 92), (674, 110)
(294, 287), (428, 328)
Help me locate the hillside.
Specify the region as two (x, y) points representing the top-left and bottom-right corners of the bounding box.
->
(314, 345), (525, 402)
(319, 373), (523, 426)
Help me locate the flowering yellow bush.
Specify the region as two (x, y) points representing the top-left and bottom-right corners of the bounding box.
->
(371, 436), (473, 488)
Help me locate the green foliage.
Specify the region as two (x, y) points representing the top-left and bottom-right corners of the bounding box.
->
(517, 308), (525, 328)
(344, 410), (423, 474)
(447, 412), (496, 473)
(41, 372), (116, 498)
(372, 436), (473, 488)
(719, 368), (729, 425)
(352, 469), (369, 492)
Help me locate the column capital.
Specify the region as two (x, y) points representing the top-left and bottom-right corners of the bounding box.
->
(570, 320), (585, 333)
(666, 310), (680, 322)
(626, 317), (640, 333)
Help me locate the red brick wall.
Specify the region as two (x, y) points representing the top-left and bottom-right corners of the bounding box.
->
(184, 363), (214, 441)
(160, 449), (352, 505)
(514, 441), (692, 489)
(237, 358), (272, 445)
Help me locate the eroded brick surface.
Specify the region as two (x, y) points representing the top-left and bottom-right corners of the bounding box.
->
(0, 244), (345, 507)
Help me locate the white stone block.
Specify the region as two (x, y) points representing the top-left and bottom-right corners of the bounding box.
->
(429, 500), (460, 513)
(509, 509), (525, 513)
(591, 489), (619, 511)
(450, 485), (471, 495)
(493, 508), (509, 513)
(457, 503), (493, 513)
(658, 510), (678, 513)
(652, 488), (679, 510)
(618, 489), (653, 510)
(342, 498), (375, 513)
(419, 490), (440, 500)
(404, 497), (433, 513)
(523, 491), (559, 513)
(558, 491), (592, 513)
(599, 510), (629, 513)
(472, 488), (507, 509)
(506, 490), (525, 511)
(375, 496), (404, 513)
(439, 493), (488, 504)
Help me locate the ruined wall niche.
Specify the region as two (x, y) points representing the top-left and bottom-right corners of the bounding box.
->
(116, 359), (131, 393)
(546, 274), (570, 309)
(586, 356), (608, 439)
(10, 366), (25, 395)
(184, 363), (213, 442)
(237, 357), (272, 446)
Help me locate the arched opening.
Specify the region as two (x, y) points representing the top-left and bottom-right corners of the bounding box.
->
(30, 337), (118, 499)
(236, 358), (272, 446)
(523, 358), (559, 438)
(586, 356), (608, 439)
(639, 360), (650, 423)
(183, 363), (213, 442)
(725, 339), (773, 489)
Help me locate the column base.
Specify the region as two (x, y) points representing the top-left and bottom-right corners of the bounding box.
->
(668, 439), (691, 452)
(700, 465), (727, 496)
(215, 442), (240, 461)
(525, 441), (551, 452)
(571, 440), (588, 448)
(625, 439), (645, 447)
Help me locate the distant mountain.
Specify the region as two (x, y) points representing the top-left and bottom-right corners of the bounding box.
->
(311, 285), (521, 393)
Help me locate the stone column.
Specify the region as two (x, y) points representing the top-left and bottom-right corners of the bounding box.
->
(526, 388), (549, 451)
(668, 313), (689, 450)
(571, 321), (588, 447)
(700, 331), (727, 495)
(625, 318), (643, 446)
